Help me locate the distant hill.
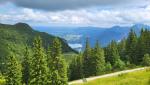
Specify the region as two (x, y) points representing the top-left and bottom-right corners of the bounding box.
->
(0, 23), (76, 61)
(34, 24), (150, 51)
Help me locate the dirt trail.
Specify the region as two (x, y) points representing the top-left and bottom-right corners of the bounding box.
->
(69, 67), (147, 85)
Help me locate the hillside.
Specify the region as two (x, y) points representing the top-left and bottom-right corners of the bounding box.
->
(0, 23), (76, 71)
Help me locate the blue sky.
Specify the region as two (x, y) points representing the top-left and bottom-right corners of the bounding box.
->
(0, 0), (150, 27)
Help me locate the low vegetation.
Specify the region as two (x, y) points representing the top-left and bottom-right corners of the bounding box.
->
(0, 74), (5, 85)
(72, 68), (150, 85)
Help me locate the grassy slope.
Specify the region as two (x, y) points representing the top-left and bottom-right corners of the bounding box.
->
(73, 68), (150, 85)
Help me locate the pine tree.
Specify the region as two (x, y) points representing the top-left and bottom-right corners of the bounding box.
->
(83, 38), (92, 77)
(126, 29), (138, 64)
(48, 38), (68, 85)
(137, 29), (150, 64)
(29, 36), (49, 85)
(5, 52), (22, 85)
(69, 54), (83, 80)
(22, 46), (31, 85)
(105, 41), (119, 65)
(92, 41), (105, 75)
(118, 38), (127, 62)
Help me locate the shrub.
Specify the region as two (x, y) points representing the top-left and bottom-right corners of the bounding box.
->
(105, 62), (112, 71)
(143, 54), (150, 66)
(114, 59), (125, 70)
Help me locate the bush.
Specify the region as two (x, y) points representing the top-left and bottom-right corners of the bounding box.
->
(143, 54), (150, 66)
(105, 62), (112, 71)
(114, 59), (125, 70)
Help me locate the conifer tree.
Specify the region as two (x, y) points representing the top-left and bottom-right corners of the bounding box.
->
(83, 38), (92, 77)
(48, 38), (68, 85)
(126, 29), (138, 64)
(105, 40), (125, 69)
(22, 46), (31, 85)
(92, 41), (105, 75)
(69, 54), (83, 80)
(5, 52), (22, 85)
(118, 38), (127, 62)
(137, 29), (150, 63)
(105, 41), (119, 65)
(29, 36), (49, 85)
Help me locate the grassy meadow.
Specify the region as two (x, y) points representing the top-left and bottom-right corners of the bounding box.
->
(72, 68), (150, 85)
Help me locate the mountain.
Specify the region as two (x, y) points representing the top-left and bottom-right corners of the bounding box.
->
(33, 24), (150, 51)
(0, 23), (76, 61)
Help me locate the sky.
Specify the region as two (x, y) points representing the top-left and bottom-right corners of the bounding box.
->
(0, 0), (150, 27)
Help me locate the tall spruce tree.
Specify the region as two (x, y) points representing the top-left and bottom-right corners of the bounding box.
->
(22, 46), (31, 85)
(83, 38), (92, 77)
(5, 52), (22, 85)
(126, 29), (138, 64)
(137, 29), (150, 64)
(92, 41), (105, 75)
(105, 40), (120, 65)
(118, 38), (127, 62)
(48, 38), (68, 85)
(69, 54), (83, 80)
(29, 36), (49, 85)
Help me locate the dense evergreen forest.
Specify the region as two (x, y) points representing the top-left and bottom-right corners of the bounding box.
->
(0, 28), (150, 85)
(69, 29), (150, 81)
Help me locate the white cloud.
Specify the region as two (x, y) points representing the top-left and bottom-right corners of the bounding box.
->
(1, 4), (150, 27)
(1, 0), (148, 11)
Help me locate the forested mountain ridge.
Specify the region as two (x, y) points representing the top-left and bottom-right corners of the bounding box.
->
(0, 23), (76, 67)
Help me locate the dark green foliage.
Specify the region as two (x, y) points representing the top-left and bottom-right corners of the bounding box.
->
(114, 59), (125, 70)
(137, 29), (150, 63)
(5, 52), (22, 85)
(118, 39), (127, 62)
(48, 38), (68, 85)
(92, 41), (105, 75)
(0, 23), (76, 72)
(29, 36), (49, 85)
(105, 62), (112, 71)
(69, 54), (83, 81)
(126, 29), (138, 64)
(83, 38), (92, 77)
(22, 46), (31, 85)
(142, 54), (150, 66)
(105, 41), (121, 66)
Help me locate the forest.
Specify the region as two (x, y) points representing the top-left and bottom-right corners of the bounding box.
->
(0, 28), (150, 85)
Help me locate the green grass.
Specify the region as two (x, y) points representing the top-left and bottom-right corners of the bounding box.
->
(0, 79), (5, 85)
(72, 68), (150, 85)
(0, 75), (5, 85)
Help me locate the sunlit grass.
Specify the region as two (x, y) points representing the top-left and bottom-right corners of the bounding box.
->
(0, 79), (5, 85)
(72, 68), (150, 85)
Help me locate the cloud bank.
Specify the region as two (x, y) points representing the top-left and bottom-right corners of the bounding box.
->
(1, 5), (150, 27)
(0, 0), (149, 11)
(0, 0), (150, 27)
